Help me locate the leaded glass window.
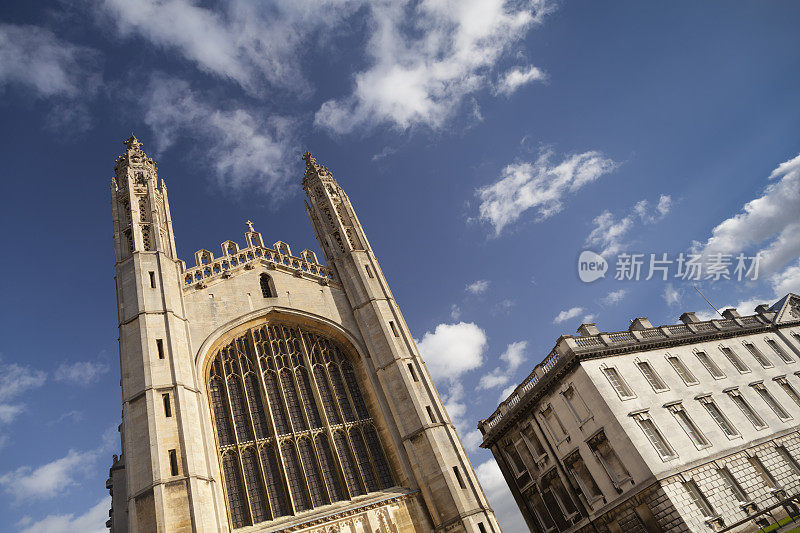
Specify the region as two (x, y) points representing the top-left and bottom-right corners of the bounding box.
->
(207, 321), (394, 529)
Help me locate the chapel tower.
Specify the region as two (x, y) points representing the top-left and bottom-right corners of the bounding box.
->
(107, 139), (499, 533)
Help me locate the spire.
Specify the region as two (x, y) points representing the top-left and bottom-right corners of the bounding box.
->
(114, 133), (157, 178)
(124, 134), (142, 152)
(302, 151), (334, 185)
(246, 220), (255, 232)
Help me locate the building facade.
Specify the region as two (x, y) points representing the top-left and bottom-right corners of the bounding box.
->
(106, 136), (499, 533)
(479, 295), (800, 533)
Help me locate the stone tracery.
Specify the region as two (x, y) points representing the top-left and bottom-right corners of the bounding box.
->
(207, 320), (395, 529)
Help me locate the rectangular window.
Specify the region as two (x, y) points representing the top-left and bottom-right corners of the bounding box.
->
(521, 424), (546, 458)
(729, 391), (767, 429)
(478, 523), (487, 533)
(168, 449), (179, 476)
(634, 415), (676, 459)
(767, 339), (794, 363)
(776, 378), (800, 407)
(453, 466), (466, 489)
(426, 405), (436, 423)
(566, 452), (603, 501)
(718, 467), (749, 502)
(637, 361), (668, 391)
(156, 338), (165, 359)
(541, 405), (567, 440)
(753, 384), (791, 420)
(745, 342), (772, 368)
(683, 480), (715, 518)
(700, 399), (739, 437)
(777, 445), (800, 475)
(589, 432), (631, 486)
(407, 363), (419, 382)
(748, 455), (776, 488)
(667, 356), (698, 385)
(364, 264), (374, 278)
(389, 321), (399, 338)
(562, 386), (591, 424)
(603, 367), (634, 398)
(696, 351), (725, 379)
(668, 405), (709, 447)
(149, 271), (156, 288)
(163, 393), (171, 417)
(721, 346), (749, 373)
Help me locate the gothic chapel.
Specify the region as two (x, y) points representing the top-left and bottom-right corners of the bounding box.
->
(107, 136), (499, 533)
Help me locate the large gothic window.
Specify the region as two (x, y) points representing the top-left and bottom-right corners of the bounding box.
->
(207, 321), (395, 529)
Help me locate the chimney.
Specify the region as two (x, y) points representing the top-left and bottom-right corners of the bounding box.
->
(721, 308), (740, 319)
(577, 323), (600, 337)
(629, 317), (653, 331)
(680, 312), (700, 324)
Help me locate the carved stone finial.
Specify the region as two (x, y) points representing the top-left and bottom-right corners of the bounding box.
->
(302, 151), (332, 182)
(124, 134), (142, 152)
(246, 220), (255, 232)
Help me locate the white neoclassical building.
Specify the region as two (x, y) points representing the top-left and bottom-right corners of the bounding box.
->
(479, 295), (800, 533)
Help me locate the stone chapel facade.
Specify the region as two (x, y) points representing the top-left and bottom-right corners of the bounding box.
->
(106, 136), (499, 533)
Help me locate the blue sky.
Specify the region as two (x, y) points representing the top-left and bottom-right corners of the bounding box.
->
(1, 1), (799, 531)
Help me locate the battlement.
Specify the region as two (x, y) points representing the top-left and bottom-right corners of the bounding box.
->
(181, 223), (333, 289)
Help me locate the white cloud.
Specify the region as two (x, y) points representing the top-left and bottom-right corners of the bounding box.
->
(18, 496), (111, 533)
(478, 341), (528, 390)
(499, 383), (517, 402)
(141, 74), (296, 196)
(0, 23), (99, 98)
(97, 0), (363, 95)
(698, 153), (800, 276)
(602, 288), (628, 306)
(417, 322), (487, 383)
(494, 65), (546, 96)
(582, 313), (596, 323)
(466, 280), (491, 294)
(554, 306), (584, 324)
(0, 450), (95, 501)
(478, 149), (618, 235)
(586, 194), (672, 257)
(54, 360), (109, 386)
(0, 404), (23, 424)
(491, 299), (516, 315)
(475, 459), (527, 531)
(315, 0), (554, 133)
(663, 283), (682, 306)
(449, 304), (462, 320)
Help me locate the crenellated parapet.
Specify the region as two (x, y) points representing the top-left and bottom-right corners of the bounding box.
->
(181, 222), (333, 290)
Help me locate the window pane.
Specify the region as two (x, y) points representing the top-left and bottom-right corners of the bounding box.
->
(703, 402), (738, 437)
(745, 343), (772, 367)
(603, 367), (633, 397)
(767, 339), (793, 363)
(222, 452), (250, 528)
(260, 444), (289, 518)
(241, 448), (268, 524)
(638, 418), (675, 458)
(638, 362), (667, 391)
(721, 347), (749, 373)
(731, 394), (766, 428)
(683, 480), (714, 517)
(668, 356), (697, 384)
(756, 387), (790, 419)
(675, 410), (708, 447)
(281, 442), (310, 512)
(696, 352), (724, 378)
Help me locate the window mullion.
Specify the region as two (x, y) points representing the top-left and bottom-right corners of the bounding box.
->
(219, 356), (253, 527)
(245, 330), (275, 521)
(298, 332), (352, 500)
(232, 342), (258, 524)
(307, 433), (332, 504)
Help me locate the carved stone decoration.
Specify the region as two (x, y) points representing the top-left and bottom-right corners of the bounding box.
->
(789, 296), (800, 319)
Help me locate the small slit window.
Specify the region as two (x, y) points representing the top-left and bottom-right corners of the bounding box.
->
(163, 393), (172, 417)
(149, 271), (156, 288)
(453, 466), (466, 489)
(156, 339), (165, 359)
(389, 321), (399, 337)
(426, 406), (436, 423)
(478, 523), (487, 533)
(364, 264), (374, 278)
(169, 449), (179, 476)
(408, 363), (419, 382)
(260, 273), (275, 298)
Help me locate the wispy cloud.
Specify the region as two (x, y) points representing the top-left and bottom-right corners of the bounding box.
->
(315, 0), (554, 133)
(494, 65), (546, 96)
(0, 449), (95, 501)
(477, 149), (618, 235)
(553, 306), (584, 324)
(54, 360), (109, 386)
(602, 289), (628, 306)
(466, 280), (491, 294)
(141, 73), (297, 197)
(0, 357), (46, 429)
(479, 341), (528, 390)
(586, 194), (672, 257)
(0, 23), (100, 98)
(663, 283), (682, 306)
(475, 459), (527, 531)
